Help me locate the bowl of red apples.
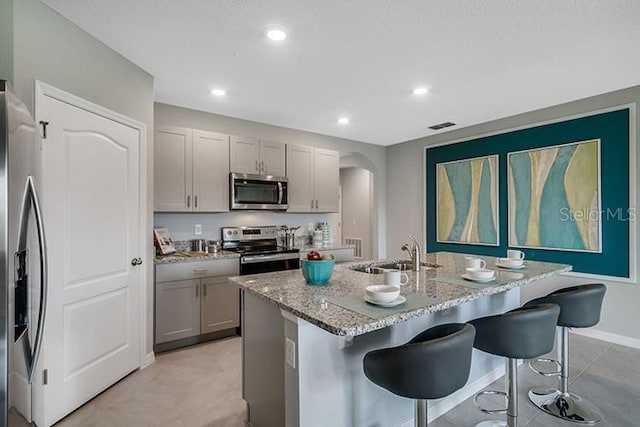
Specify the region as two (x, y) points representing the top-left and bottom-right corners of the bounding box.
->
(301, 250), (335, 285)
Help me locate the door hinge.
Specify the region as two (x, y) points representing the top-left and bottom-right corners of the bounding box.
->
(43, 368), (48, 385)
(39, 121), (50, 139)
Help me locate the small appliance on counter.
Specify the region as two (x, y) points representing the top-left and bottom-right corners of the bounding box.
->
(222, 225), (300, 275)
(191, 239), (207, 253)
(280, 225), (301, 249)
(209, 240), (222, 254)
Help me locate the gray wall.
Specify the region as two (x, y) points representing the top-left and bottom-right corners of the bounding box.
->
(0, 0), (13, 84)
(340, 167), (373, 259)
(154, 102), (387, 256)
(12, 0), (156, 357)
(386, 85), (640, 342)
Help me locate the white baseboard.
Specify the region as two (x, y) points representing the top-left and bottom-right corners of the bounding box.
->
(141, 351), (155, 368)
(397, 364), (507, 426)
(571, 328), (640, 350)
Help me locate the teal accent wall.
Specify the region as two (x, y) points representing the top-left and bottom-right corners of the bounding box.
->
(426, 108), (631, 278)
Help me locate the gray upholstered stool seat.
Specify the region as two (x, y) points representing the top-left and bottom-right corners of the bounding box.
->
(525, 283), (606, 424)
(363, 323), (475, 427)
(470, 303), (560, 427)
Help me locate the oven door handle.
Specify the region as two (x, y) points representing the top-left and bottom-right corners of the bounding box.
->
(277, 182), (283, 205)
(241, 253), (300, 264)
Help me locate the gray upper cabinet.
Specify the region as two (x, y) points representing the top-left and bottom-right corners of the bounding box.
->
(154, 127), (192, 212)
(313, 148), (339, 212)
(230, 136), (286, 176)
(286, 144), (339, 212)
(155, 126), (229, 212)
(192, 130), (229, 211)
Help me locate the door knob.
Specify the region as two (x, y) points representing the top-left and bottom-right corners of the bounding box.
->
(131, 257), (143, 266)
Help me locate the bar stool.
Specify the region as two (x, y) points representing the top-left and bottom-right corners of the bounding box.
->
(363, 323), (475, 427)
(469, 303), (560, 427)
(525, 283), (606, 424)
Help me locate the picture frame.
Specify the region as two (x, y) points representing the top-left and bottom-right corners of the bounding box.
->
(153, 227), (176, 255)
(507, 139), (602, 253)
(436, 154), (499, 246)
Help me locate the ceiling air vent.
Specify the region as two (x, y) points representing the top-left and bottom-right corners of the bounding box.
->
(428, 121), (456, 130)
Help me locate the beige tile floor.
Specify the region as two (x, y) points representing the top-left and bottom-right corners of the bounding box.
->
(55, 336), (246, 427)
(52, 333), (640, 427)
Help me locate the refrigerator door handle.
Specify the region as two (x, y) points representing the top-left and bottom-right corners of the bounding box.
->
(17, 175), (48, 384)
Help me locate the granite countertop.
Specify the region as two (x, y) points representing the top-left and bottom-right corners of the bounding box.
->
(229, 252), (571, 337)
(155, 250), (240, 265)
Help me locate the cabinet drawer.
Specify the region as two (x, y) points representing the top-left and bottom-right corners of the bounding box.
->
(155, 258), (239, 282)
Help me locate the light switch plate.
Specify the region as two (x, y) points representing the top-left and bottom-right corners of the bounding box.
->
(194, 224), (203, 235)
(285, 338), (296, 369)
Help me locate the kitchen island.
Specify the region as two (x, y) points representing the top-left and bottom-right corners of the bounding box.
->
(230, 252), (571, 427)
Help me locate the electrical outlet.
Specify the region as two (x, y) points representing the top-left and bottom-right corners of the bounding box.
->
(194, 224), (203, 235)
(285, 338), (296, 369)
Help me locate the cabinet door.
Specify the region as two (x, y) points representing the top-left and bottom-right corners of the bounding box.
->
(259, 140), (286, 176)
(193, 130), (229, 212)
(230, 135), (259, 174)
(314, 148), (340, 212)
(154, 127), (193, 211)
(201, 277), (239, 334)
(155, 279), (200, 344)
(286, 144), (315, 212)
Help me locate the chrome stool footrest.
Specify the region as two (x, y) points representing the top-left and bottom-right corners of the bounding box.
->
(529, 357), (561, 377)
(528, 387), (603, 424)
(474, 390), (508, 415)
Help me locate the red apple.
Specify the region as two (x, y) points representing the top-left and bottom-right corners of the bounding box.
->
(307, 250), (321, 261)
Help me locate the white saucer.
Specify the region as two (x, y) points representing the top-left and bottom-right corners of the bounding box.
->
(365, 295), (406, 307)
(461, 274), (496, 283)
(496, 262), (526, 270)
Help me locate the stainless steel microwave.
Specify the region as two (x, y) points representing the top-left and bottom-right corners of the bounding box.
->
(230, 173), (288, 210)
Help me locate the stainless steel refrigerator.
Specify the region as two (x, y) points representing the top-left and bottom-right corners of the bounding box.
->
(1, 80), (48, 426)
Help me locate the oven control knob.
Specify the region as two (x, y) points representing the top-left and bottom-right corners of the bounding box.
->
(226, 230), (232, 235)
(233, 231), (238, 235)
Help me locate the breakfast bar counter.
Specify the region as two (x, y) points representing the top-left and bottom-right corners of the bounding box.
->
(231, 252), (571, 427)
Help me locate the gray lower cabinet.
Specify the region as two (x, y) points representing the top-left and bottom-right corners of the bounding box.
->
(155, 259), (239, 346)
(155, 278), (201, 343)
(201, 275), (240, 334)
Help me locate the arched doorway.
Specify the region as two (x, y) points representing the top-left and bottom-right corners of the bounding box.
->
(336, 153), (378, 259)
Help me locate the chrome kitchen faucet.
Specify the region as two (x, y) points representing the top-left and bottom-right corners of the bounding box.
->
(401, 235), (421, 272)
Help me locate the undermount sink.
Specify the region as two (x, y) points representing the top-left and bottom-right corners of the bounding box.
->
(349, 260), (414, 274)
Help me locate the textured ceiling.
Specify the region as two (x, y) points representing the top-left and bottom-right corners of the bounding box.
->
(42, 0), (640, 145)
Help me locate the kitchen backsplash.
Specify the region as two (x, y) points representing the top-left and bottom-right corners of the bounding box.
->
(154, 212), (339, 245)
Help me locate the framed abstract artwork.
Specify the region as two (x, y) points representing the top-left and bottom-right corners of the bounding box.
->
(507, 139), (601, 252)
(436, 155), (499, 245)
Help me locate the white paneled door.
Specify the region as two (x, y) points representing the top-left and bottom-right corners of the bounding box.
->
(36, 88), (142, 426)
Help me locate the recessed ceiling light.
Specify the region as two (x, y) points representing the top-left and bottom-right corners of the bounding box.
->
(266, 28), (287, 41)
(412, 87), (429, 96)
(337, 117), (350, 125)
(211, 88), (227, 97)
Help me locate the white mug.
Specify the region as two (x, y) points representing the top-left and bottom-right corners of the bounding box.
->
(507, 250), (525, 260)
(464, 256), (486, 269)
(384, 269), (409, 288)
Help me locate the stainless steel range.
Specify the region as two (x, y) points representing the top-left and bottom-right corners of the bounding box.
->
(222, 226), (300, 275)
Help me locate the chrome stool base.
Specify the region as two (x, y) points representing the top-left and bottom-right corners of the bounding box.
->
(528, 387), (603, 424)
(475, 421), (507, 427)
